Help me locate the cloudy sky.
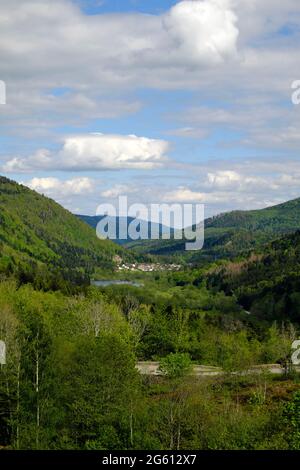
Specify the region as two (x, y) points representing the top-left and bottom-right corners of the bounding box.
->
(1, 0), (300, 219)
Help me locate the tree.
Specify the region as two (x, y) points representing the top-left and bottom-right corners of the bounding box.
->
(128, 305), (151, 352)
(158, 353), (193, 450)
(61, 333), (139, 449)
(0, 303), (20, 448)
(159, 353), (192, 379)
(264, 322), (297, 374)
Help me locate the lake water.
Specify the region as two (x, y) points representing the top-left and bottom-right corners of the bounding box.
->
(91, 280), (144, 287)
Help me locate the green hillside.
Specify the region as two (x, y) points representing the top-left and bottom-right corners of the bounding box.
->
(125, 197), (300, 262)
(207, 230), (300, 324)
(0, 176), (128, 279)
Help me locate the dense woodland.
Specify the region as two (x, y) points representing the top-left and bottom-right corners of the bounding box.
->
(1, 178), (300, 450)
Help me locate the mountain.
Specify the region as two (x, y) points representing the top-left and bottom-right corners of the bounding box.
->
(123, 197), (300, 262)
(76, 214), (174, 246)
(0, 176), (130, 279)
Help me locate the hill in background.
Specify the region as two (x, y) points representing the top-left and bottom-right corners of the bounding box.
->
(76, 214), (174, 246)
(122, 197), (300, 263)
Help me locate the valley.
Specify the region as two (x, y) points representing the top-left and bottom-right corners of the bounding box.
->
(1, 177), (300, 450)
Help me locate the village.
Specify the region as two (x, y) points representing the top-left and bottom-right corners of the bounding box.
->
(113, 255), (182, 272)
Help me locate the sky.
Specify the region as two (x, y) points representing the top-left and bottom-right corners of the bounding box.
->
(1, 0), (300, 221)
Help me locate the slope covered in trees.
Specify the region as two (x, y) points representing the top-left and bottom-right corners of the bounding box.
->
(207, 230), (300, 323)
(0, 176), (130, 283)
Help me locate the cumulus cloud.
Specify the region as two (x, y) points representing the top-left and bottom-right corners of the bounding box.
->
(0, 0), (239, 90)
(163, 0), (239, 64)
(204, 170), (272, 190)
(25, 176), (95, 197)
(207, 170), (241, 187)
(23, 176), (99, 214)
(162, 186), (227, 203)
(3, 133), (169, 172)
(101, 184), (138, 199)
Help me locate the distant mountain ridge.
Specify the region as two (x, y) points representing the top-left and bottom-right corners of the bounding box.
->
(121, 197), (300, 262)
(76, 214), (175, 246)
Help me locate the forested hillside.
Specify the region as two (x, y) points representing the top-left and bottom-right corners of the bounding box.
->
(207, 230), (300, 323)
(0, 177), (130, 285)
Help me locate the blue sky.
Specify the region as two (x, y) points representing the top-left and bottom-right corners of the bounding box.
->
(80, 0), (178, 15)
(1, 0), (300, 219)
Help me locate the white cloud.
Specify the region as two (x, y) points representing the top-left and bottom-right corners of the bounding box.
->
(3, 133), (169, 172)
(163, 187), (210, 203)
(204, 170), (272, 190)
(23, 175), (99, 214)
(207, 170), (241, 187)
(25, 176), (95, 197)
(18, 156), (300, 217)
(163, 0), (239, 64)
(101, 184), (138, 198)
(0, 0), (240, 90)
(148, 157), (300, 215)
(0, 0), (299, 154)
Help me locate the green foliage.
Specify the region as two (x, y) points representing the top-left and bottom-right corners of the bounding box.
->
(159, 353), (192, 378)
(283, 391), (300, 449)
(208, 231), (300, 324)
(60, 334), (138, 449)
(0, 176), (128, 280)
